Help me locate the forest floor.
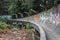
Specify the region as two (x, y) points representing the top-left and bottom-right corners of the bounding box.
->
(0, 29), (34, 40)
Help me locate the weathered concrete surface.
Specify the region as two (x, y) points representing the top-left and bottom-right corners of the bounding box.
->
(9, 4), (60, 40)
(9, 16), (60, 40)
(9, 18), (46, 40)
(41, 23), (60, 40)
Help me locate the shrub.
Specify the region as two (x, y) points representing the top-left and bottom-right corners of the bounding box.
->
(0, 22), (8, 30)
(25, 23), (32, 29)
(0, 17), (7, 22)
(11, 27), (18, 31)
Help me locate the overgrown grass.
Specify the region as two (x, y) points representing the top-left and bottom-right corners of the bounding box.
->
(0, 22), (8, 30)
(11, 27), (19, 31)
(0, 17), (7, 22)
(0, 17), (33, 30)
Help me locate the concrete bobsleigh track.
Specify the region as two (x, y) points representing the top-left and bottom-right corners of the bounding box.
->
(8, 4), (60, 40)
(9, 17), (46, 40)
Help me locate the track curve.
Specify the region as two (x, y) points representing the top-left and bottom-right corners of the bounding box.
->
(8, 4), (60, 40)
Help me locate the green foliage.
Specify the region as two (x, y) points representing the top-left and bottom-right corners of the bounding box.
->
(11, 27), (18, 31)
(8, 4), (17, 15)
(25, 23), (32, 29)
(0, 0), (59, 16)
(8, 0), (19, 15)
(0, 17), (7, 22)
(0, 22), (8, 30)
(8, 0), (33, 15)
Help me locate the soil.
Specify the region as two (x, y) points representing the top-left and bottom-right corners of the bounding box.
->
(0, 30), (33, 40)
(0, 30), (40, 40)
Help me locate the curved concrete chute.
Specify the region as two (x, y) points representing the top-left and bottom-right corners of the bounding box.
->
(8, 19), (46, 40)
(8, 4), (60, 40)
